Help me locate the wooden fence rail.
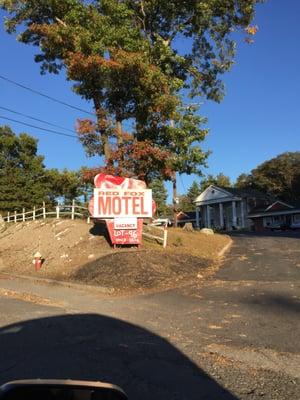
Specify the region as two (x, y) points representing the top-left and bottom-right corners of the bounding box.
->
(2, 203), (168, 247)
(143, 223), (168, 248)
(3, 200), (90, 224)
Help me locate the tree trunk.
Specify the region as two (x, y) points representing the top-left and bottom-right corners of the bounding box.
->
(172, 172), (178, 228)
(93, 98), (111, 160)
(170, 119), (178, 227)
(116, 118), (123, 146)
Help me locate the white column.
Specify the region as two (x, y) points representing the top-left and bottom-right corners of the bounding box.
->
(203, 206), (207, 227)
(196, 207), (200, 229)
(219, 203), (223, 229)
(232, 201), (237, 228)
(207, 205), (211, 228)
(241, 200), (245, 228)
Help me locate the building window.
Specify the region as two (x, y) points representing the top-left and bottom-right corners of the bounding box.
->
(294, 214), (300, 222)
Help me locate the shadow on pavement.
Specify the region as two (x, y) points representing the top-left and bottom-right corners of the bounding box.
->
(0, 313), (238, 400)
(228, 231), (300, 239)
(244, 294), (300, 314)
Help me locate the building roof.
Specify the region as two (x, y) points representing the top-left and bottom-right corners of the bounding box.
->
(194, 184), (275, 206)
(177, 211), (196, 220)
(248, 200), (300, 218)
(218, 186), (274, 200)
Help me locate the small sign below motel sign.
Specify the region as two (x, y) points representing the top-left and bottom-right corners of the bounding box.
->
(114, 218), (138, 230)
(89, 174), (153, 247)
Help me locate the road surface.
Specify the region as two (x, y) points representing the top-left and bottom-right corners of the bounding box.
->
(0, 232), (299, 399)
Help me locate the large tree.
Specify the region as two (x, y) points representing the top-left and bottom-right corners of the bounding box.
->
(1, 0), (260, 181)
(235, 152), (300, 203)
(0, 125), (88, 212)
(148, 179), (168, 216)
(47, 168), (86, 203)
(0, 126), (50, 212)
(178, 180), (201, 212)
(200, 173), (231, 192)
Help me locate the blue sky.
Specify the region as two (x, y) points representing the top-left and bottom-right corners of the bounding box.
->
(0, 0), (299, 198)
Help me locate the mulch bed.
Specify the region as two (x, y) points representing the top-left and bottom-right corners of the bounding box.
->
(69, 249), (212, 294)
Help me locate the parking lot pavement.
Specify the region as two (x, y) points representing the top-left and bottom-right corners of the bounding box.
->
(0, 232), (299, 399)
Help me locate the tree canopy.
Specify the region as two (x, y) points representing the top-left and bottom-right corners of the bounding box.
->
(0, 125), (86, 212)
(0, 125), (49, 211)
(1, 0), (260, 183)
(148, 179), (168, 216)
(200, 173), (231, 192)
(177, 180), (200, 211)
(235, 152), (300, 203)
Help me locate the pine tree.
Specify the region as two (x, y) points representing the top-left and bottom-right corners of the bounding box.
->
(148, 179), (168, 216)
(0, 126), (49, 212)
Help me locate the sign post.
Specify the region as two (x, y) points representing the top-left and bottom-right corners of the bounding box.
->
(89, 174), (154, 247)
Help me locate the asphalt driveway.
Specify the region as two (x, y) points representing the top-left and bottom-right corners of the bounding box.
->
(0, 232), (299, 399)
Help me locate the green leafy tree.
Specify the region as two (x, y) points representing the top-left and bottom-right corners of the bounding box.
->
(148, 179), (168, 216)
(0, 126), (91, 212)
(0, 126), (50, 212)
(1, 0), (260, 182)
(187, 181), (201, 204)
(236, 152), (300, 202)
(47, 169), (84, 203)
(178, 181), (201, 211)
(200, 173), (231, 192)
(79, 167), (94, 204)
(235, 173), (251, 189)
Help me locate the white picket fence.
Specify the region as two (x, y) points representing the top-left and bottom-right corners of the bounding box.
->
(3, 200), (91, 224)
(2, 202), (168, 247)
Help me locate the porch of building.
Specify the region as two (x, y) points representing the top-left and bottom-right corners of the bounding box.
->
(195, 199), (249, 231)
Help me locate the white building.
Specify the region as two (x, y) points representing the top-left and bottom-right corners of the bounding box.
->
(194, 185), (269, 230)
(194, 185), (300, 231)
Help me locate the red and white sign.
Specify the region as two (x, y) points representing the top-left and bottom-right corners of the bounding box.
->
(93, 188), (152, 218)
(94, 174), (147, 190)
(106, 219), (143, 245)
(89, 174), (154, 246)
(114, 218), (137, 230)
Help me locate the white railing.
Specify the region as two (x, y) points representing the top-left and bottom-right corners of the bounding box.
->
(2, 200), (90, 224)
(143, 223), (168, 248)
(2, 203), (169, 247)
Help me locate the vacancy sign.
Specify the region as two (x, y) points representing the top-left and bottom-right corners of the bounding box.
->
(93, 188), (153, 218)
(114, 218), (137, 230)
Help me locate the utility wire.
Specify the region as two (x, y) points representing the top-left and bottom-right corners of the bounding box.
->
(0, 74), (95, 116)
(0, 115), (77, 139)
(0, 105), (77, 134)
(0, 74), (133, 130)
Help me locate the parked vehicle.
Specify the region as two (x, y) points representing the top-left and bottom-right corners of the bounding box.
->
(290, 220), (300, 230)
(266, 221), (288, 231)
(151, 218), (172, 227)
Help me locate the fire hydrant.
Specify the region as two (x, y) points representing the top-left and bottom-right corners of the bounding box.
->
(33, 251), (42, 271)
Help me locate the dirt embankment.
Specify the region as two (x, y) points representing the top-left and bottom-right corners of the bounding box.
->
(0, 219), (230, 294)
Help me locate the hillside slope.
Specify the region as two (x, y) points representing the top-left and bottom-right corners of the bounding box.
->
(0, 219), (230, 294)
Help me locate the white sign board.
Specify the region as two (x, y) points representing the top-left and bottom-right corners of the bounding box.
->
(114, 217), (138, 230)
(93, 189), (152, 218)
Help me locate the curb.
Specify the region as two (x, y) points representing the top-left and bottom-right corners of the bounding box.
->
(0, 272), (114, 295)
(217, 237), (233, 258)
